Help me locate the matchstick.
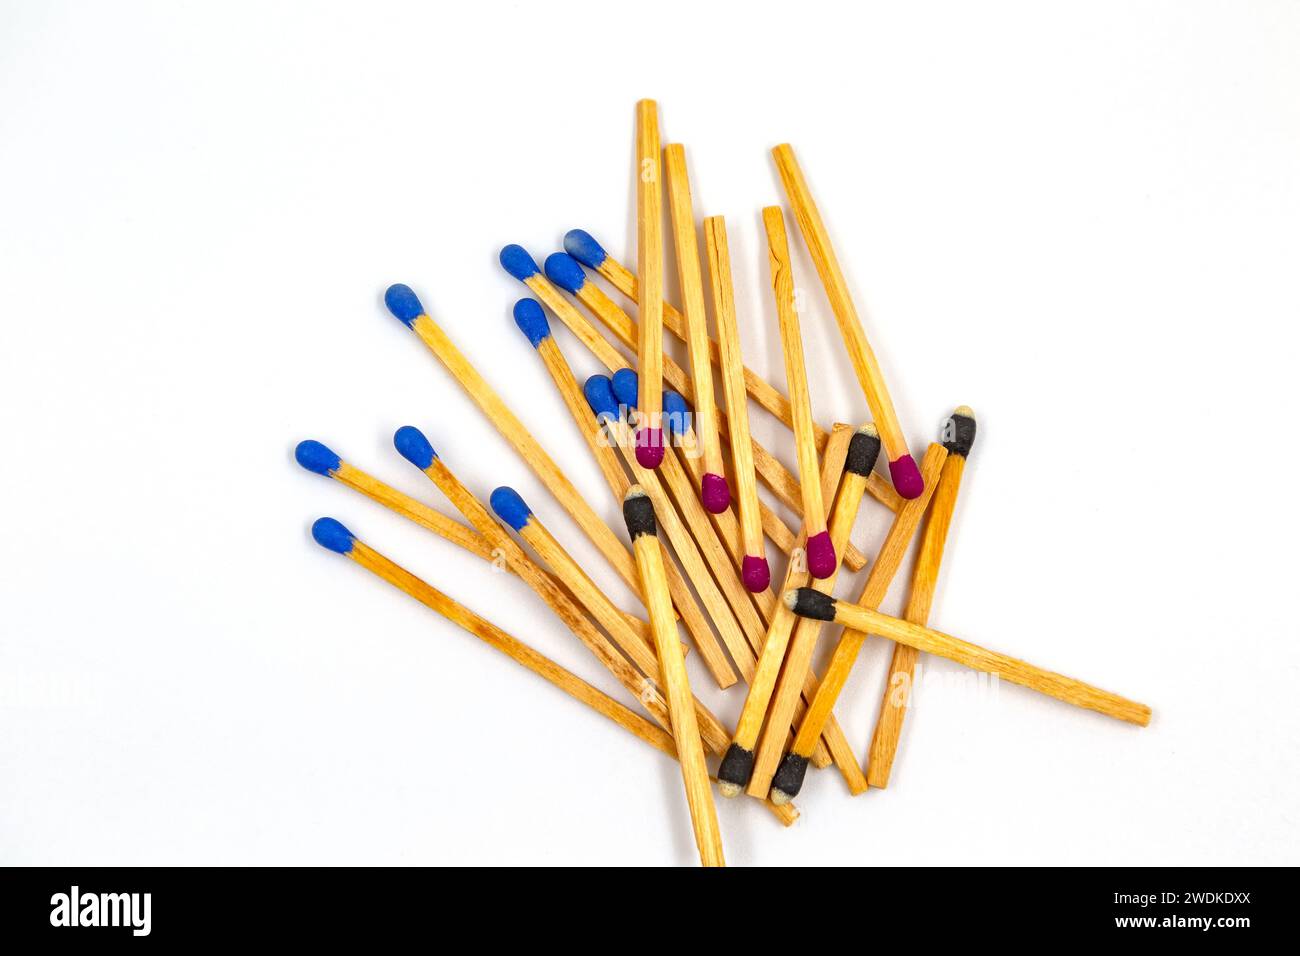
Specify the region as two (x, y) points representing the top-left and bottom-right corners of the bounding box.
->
(308, 518), (797, 825)
(867, 407), (978, 788)
(663, 143), (730, 514)
(624, 486), (725, 867)
(634, 99), (665, 469)
(703, 216), (768, 592)
(784, 587), (1153, 726)
(771, 143), (923, 499)
(763, 205), (834, 579)
(383, 284), (643, 599)
(511, 298), (737, 688)
(773, 443), (948, 803)
(389, 423), (731, 754)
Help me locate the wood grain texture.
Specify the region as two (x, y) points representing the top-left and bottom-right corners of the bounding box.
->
(635, 100), (664, 427)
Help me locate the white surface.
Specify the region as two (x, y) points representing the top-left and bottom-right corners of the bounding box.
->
(2, 0), (1298, 866)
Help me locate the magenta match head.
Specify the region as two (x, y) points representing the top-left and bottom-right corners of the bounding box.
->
(805, 530), (837, 579)
(635, 427), (664, 469)
(888, 454), (925, 499)
(701, 472), (731, 514)
(742, 554), (771, 593)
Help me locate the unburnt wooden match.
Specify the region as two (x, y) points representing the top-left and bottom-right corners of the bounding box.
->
(308, 518), (796, 826)
(664, 143), (730, 515)
(771, 143), (924, 500)
(510, 298), (737, 688)
(867, 407), (978, 788)
(763, 205), (835, 579)
(389, 423), (731, 754)
(703, 215), (769, 592)
(624, 486), (725, 868)
(563, 227), (904, 514)
(634, 99), (665, 469)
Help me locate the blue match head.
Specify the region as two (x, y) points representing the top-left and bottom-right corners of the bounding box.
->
(512, 298), (551, 348)
(499, 244), (541, 281)
(489, 486), (533, 531)
(384, 284), (426, 328)
(311, 517), (356, 555)
(583, 375), (621, 422)
(393, 425), (437, 470)
(563, 229), (608, 269)
(295, 439), (341, 476)
(663, 391), (691, 437)
(543, 252), (588, 294)
(610, 368), (639, 410)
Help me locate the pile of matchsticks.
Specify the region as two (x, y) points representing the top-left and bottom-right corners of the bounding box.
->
(295, 100), (1151, 867)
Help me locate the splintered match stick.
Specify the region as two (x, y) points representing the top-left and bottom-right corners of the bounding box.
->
(763, 206), (834, 579)
(389, 423), (731, 754)
(867, 407), (978, 788)
(785, 587), (1153, 726)
(663, 143), (730, 514)
(511, 298), (737, 687)
(634, 99), (666, 469)
(623, 487), (725, 867)
(773, 443), (948, 803)
(704, 216), (768, 592)
(563, 227), (903, 514)
(772, 144), (923, 500)
(309, 518), (797, 825)
(383, 284), (642, 599)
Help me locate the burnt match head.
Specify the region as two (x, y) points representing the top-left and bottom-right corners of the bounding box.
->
(543, 252), (588, 294)
(294, 439), (341, 476)
(942, 405), (978, 458)
(783, 588), (837, 622)
(583, 374), (621, 423)
(498, 244), (541, 281)
(393, 425), (438, 470)
(717, 744), (755, 797)
(563, 229), (608, 269)
(511, 298), (550, 348)
(844, 423), (882, 478)
(311, 517), (356, 555)
(489, 486), (533, 532)
(384, 284), (426, 328)
(770, 752), (810, 805)
(621, 486), (657, 540)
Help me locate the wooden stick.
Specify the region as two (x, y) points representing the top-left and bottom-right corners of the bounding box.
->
(309, 520), (796, 826)
(634, 99), (665, 469)
(773, 444), (948, 803)
(771, 143), (923, 500)
(624, 486), (725, 867)
(564, 228), (904, 515)
(704, 216), (768, 592)
(867, 407), (977, 788)
(664, 143), (729, 513)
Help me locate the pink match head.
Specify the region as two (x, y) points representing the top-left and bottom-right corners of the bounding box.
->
(805, 531), (836, 579)
(701, 473), (731, 514)
(888, 454), (925, 499)
(635, 427), (664, 469)
(742, 554), (771, 593)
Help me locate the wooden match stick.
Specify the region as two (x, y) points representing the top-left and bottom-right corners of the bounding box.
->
(745, 426), (883, 800)
(773, 443), (948, 803)
(511, 298), (738, 688)
(703, 215), (768, 592)
(763, 205), (834, 579)
(785, 587), (1153, 726)
(562, 228), (904, 513)
(383, 284), (643, 599)
(867, 407), (978, 788)
(634, 99), (665, 469)
(308, 518), (797, 825)
(389, 423), (731, 754)
(624, 486), (725, 867)
(771, 143), (924, 500)
(664, 143), (730, 514)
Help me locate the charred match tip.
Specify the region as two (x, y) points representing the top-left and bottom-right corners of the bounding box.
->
(783, 587), (837, 621)
(542, 252), (588, 294)
(311, 517), (356, 555)
(844, 423), (882, 477)
(888, 454), (925, 499)
(770, 752), (810, 805)
(384, 284), (426, 328)
(701, 473), (731, 514)
(742, 555), (771, 593)
(621, 485), (656, 539)
(563, 228), (608, 269)
(499, 244), (540, 281)
(489, 486), (533, 532)
(805, 531), (837, 579)
(635, 428), (664, 468)
(717, 744), (755, 796)
(511, 298), (550, 348)
(393, 425), (437, 470)
(942, 406), (978, 458)
(294, 439), (341, 476)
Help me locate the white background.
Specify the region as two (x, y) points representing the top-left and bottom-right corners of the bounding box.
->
(2, 0), (1298, 866)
